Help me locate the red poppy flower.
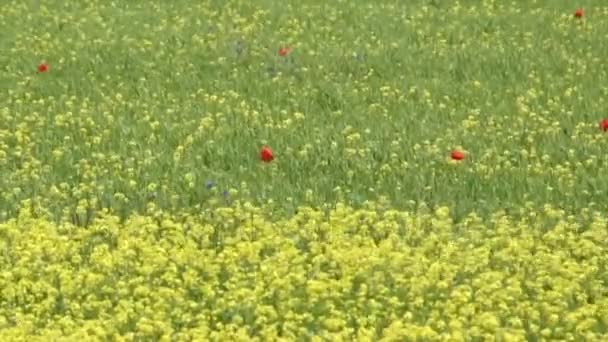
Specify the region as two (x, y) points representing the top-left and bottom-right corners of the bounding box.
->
(600, 118), (608, 132)
(37, 63), (49, 73)
(278, 46), (292, 57)
(260, 146), (274, 162)
(451, 150), (465, 161)
(574, 8), (584, 18)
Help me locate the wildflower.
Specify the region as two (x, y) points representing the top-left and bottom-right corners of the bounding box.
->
(451, 150), (465, 161)
(353, 51), (366, 61)
(574, 8), (584, 18)
(278, 46), (292, 57)
(222, 190), (231, 204)
(205, 180), (215, 189)
(599, 118), (608, 132)
(260, 146), (274, 162)
(37, 63), (49, 73)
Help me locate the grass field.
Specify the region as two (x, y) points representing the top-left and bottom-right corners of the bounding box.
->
(1, 0), (608, 340)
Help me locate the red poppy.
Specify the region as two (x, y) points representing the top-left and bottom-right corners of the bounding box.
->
(451, 150), (465, 161)
(278, 46), (292, 57)
(37, 63), (49, 73)
(600, 118), (608, 132)
(260, 146), (274, 162)
(574, 8), (584, 18)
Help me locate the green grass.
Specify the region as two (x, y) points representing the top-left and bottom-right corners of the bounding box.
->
(1, 0), (608, 222)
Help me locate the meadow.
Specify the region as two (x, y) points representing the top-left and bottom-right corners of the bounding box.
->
(1, 0), (608, 340)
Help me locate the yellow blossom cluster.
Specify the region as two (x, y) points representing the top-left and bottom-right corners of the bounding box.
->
(0, 202), (606, 340)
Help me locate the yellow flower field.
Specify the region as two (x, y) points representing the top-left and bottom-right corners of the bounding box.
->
(1, 0), (608, 340)
(1, 203), (607, 340)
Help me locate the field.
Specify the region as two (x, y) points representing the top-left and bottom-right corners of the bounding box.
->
(1, 0), (608, 340)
